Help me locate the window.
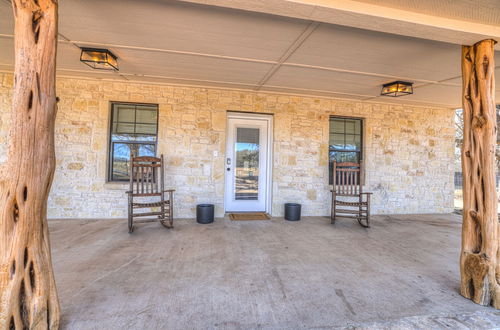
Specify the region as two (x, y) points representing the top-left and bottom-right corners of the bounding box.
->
(108, 102), (158, 181)
(329, 117), (363, 184)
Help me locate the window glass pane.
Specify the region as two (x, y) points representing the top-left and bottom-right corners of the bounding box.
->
(116, 106), (135, 123)
(330, 119), (345, 134)
(354, 135), (362, 149)
(112, 108), (118, 124)
(112, 134), (156, 142)
(331, 134), (345, 149)
(338, 151), (358, 163)
(136, 108), (157, 124)
(111, 143), (132, 181)
(137, 144), (156, 157)
(111, 142), (156, 181)
(354, 120), (361, 134)
(135, 123), (157, 135)
(109, 103), (158, 181)
(345, 120), (356, 134)
(328, 117), (363, 184)
(345, 134), (357, 150)
(112, 133), (132, 141)
(115, 123), (135, 134)
(136, 135), (156, 142)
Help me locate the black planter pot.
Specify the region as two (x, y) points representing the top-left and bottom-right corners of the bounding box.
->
(196, 204), (214, 224)
(284, 203), (301, 221)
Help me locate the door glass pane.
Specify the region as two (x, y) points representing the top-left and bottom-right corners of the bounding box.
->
(235, 127), (260, 200)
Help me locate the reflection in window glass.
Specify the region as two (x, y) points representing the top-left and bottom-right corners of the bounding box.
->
(109, 103), (158, 181)
(328, 117), (363, 184)
(235, 127), (260, 200)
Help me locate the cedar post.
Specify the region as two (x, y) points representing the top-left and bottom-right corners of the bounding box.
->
(0, 0), (60, 329)
(460, 39), (500, 309)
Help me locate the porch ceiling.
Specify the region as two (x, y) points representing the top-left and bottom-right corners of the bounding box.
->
(0, 0), (499, 107)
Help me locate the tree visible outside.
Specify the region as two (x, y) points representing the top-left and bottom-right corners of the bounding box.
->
(454, 105), (500, 210)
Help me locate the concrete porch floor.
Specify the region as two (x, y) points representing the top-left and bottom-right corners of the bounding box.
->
(50, 214), (500, 329)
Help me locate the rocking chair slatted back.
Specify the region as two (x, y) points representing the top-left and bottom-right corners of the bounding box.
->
(332, 161), (362, 196)
(127, 154), (174, 233)
(130, 155), (164, 197)
(331, 160), (371, 228)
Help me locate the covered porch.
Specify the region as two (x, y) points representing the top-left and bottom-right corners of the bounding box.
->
(1, 0), (500, 329)
(52, 215), (500, 329)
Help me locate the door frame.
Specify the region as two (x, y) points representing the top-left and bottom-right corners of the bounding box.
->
(225, 112), (273, 214)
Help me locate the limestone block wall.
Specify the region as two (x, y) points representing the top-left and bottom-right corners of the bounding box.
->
(0, 73), (455, 218)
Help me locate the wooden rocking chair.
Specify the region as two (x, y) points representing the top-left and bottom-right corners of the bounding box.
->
(331, 161), (371, 228)
(126, 155), (174, 233)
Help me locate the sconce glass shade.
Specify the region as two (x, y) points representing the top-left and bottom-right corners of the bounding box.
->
(381, 81), (413, 97)
(80, 48), (118, 71)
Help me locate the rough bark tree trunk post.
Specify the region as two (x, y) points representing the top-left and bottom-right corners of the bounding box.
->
(460, 38), (500, 309)
(0, 0), (60, 329)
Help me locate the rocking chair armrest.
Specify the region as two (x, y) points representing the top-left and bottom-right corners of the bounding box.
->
(163, 189), (176, 192)
(360, 192), (372, 203)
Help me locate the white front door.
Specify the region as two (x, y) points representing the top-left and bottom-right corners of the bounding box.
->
(225, 113), (272, 212)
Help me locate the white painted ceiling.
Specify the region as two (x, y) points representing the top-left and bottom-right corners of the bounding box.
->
(0, 0), (499, 107)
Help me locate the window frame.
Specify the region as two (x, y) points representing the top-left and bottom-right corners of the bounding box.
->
(107, 101), (159, 182)
(328, 115), (364, 185)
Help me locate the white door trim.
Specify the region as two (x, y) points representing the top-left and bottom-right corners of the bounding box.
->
(225, 112), (273, 214)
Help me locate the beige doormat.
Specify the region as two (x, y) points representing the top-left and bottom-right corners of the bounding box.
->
(229, 212), (270, 221)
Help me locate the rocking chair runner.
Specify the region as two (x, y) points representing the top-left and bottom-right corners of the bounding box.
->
(126, 155), (174, 233)
(331, 161), (371, 227)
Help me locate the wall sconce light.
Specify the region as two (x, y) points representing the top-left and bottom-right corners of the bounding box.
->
(380, 81), (413, 97)
(80, 47), (118, 71)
